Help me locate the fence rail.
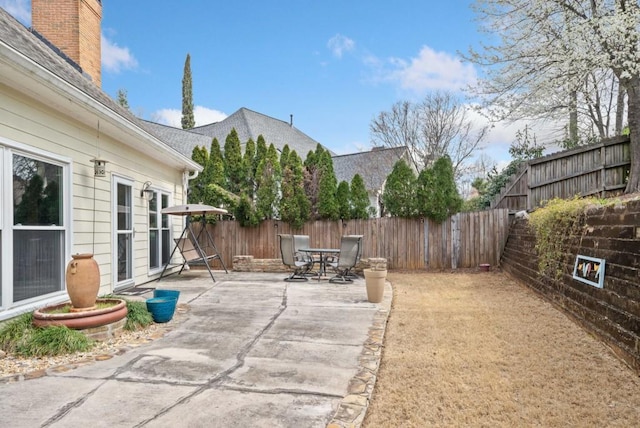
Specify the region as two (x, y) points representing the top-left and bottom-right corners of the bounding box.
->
(491, 136), (630, 212)
(192, 209), (510, 270)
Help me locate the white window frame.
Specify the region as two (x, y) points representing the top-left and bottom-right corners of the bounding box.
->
(112, 175), (134, 290)
(0, 137), (72, 315)
(148, 189), (173, 274)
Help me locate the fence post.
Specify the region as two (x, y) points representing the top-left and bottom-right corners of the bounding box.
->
(451, 213), (460, 269)
(423, 218), (429, 269)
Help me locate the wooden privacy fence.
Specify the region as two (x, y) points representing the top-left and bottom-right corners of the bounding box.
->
(191, 209), (510, 270)
(491, 136), (630, 212)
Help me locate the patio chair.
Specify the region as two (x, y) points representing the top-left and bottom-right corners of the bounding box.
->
(293, 234), (316, 276)
(327, 235), (361, 283)
(279, 234), (313, 281)
(343, 235), (363, 278)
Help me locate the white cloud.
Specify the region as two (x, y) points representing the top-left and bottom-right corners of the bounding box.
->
(153, 106), (227, 127)
(101, 34), (138, 74)
(388, 46), (477, 93)
(1, 0), (31, 25)
(327, 34), (355, 58)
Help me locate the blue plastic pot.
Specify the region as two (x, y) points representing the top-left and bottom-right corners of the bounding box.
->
(146, 297), (176, 323)
(153, 289), (180, 301)
(153, 289), (180, 315)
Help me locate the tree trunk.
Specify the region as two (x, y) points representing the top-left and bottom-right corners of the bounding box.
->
(569, 90), (578, 143)
(624, 76), (640, 193)
(615, 83), (626, 136)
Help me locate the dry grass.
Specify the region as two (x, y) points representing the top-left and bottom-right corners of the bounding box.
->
(363, 272), (640, 427)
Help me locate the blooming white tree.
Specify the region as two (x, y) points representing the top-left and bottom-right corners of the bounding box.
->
(467, 0), (640, 192)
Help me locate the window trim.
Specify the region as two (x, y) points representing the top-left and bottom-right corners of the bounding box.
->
(111, 174), (135, 290)
(0, 137), (72, 313)
(148, 188), (172, 275)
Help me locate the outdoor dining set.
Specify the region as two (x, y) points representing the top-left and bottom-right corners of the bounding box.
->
(278, 234), (363, 283)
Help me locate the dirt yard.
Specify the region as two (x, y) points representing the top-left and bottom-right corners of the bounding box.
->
(362, 272), (640, 427)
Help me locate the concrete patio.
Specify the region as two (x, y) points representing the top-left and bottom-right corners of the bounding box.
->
(0, 270), (391, 427)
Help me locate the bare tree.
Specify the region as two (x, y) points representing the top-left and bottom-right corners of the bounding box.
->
(370, 91), (488, 180)
(466, 0), (640, 193)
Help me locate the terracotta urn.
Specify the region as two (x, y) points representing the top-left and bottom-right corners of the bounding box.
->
(66, 253), (100, 312)
(364, 268), (387, 303)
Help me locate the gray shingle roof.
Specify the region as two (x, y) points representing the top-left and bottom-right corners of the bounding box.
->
(190, 107), (330, 156)
(333, 146), (409, 194)
(140, 120), (213, 157)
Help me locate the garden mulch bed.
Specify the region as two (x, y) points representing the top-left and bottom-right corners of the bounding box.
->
(363, 271), (640, 427)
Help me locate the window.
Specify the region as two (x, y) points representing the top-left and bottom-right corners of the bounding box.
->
(149, 191), (171, 271)
(2, 148), (69, 307)
(113, 177), (133, 288)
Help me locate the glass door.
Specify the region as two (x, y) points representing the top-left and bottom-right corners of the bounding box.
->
(113, 177), (133, 288)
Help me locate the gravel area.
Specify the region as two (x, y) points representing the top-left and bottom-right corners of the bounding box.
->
(0, 303), (188, 381)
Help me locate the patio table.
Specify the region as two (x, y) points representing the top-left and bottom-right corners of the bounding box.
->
(300, 248), (340, 280)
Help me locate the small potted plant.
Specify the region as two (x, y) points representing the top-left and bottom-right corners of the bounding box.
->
(363, 258), (387, 303)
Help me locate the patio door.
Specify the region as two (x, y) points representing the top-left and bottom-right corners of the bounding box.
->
(113, 176), (133, 289)
(149, 191), (171, 272)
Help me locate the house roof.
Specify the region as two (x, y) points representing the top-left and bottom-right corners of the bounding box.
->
(190, 107), (331, 157)
(0, 8), (200, 172)
(333, 146), (408, 194)
(140, 120), (214, 157)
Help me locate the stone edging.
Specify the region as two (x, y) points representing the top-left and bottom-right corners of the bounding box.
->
(327, 281), (392, 428)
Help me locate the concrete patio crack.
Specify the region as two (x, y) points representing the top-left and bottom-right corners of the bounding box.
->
(133, 283), (291, 427)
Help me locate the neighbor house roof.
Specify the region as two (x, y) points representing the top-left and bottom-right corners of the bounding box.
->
(0, 8), (201, 172)
(333, 146), (409, 194)
(190, 107), (331, 157)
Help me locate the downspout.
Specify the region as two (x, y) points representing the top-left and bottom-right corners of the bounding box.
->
(183, 169), (199, 204)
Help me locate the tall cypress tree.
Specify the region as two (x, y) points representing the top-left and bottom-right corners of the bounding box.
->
(350, 174), (370, 219)
(255, 144), (281, 219)
(243, 138), (256, 198)
(317, 149), (339, 220)
(189, 145), (208, 203)
(381, 159), (417, 217)
(224, 128), (245, 195)
(280, 150), (310, 228)
(181, 53), (195, 129)
(417, 155), (462, 223)
(336, 181), (351, 220)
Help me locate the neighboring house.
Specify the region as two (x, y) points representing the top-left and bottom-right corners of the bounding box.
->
(0, 1), (201, 320)
(190, 107), (331, 157)
(333, 146), (411, 216)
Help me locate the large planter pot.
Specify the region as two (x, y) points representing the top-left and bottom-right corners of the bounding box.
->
(66, 253), (100, 312)
(364, 269), (387, 303)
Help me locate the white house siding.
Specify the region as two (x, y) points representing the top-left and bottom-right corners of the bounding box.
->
(0, 84), (187, 320)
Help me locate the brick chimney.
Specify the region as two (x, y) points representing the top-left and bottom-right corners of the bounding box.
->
(32, 0), (103, 87)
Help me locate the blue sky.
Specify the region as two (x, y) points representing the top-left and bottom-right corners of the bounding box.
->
(2, 0), (540, 167)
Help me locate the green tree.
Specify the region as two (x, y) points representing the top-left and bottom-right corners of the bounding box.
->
(255, 135), (268, 174)
(381, 159), (417, 217)
(116, 88), (130, 111)
(303, 147), (321, 218)
(336, 181), (351, 220)
(189, 145), (209, 204)
(350, 174), (370, 219)
(224, 129), (246, 195)
(280, 150), (310, 228)
(181, 53), (195, 129)
(234, 194), (259, 227)
(279, 144), (290, 170)
(255, 144), (281, 219)
(317, 149), (339, 220)
(417, 156), (462, 222)
(243, 138), (256, 198)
